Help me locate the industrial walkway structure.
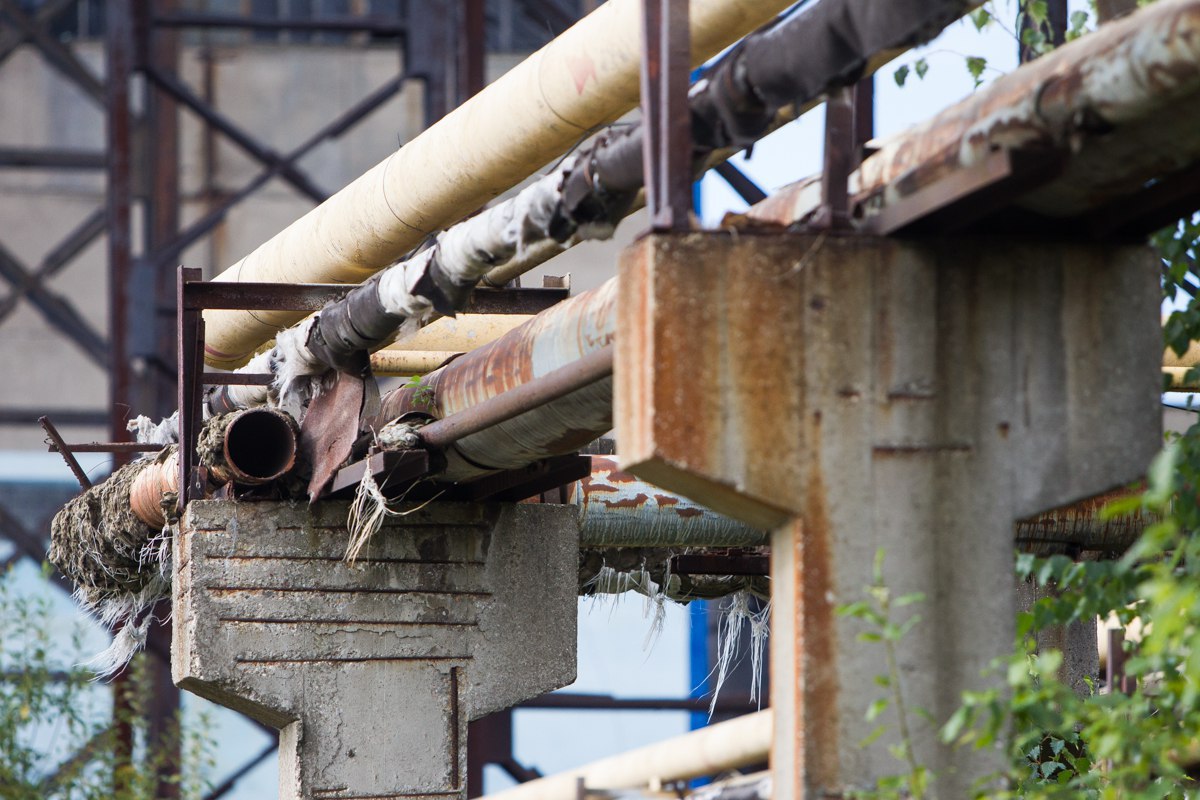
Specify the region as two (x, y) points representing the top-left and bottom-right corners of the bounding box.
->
(29, 0), (1196, 797)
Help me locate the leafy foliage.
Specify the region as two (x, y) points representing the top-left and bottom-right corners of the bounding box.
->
(0, 567), (215, 799)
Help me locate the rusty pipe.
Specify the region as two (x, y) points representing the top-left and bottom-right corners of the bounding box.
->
(130, 451), (180, 529)
(128, 409), (299, 528)
(208, 407), (298, 486)
(375, 280), (617, 482)
(420, 347), (614, 450)
(202, 0), (799, 367)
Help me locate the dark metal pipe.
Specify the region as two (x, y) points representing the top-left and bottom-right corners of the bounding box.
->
(419, 346), (614, 450)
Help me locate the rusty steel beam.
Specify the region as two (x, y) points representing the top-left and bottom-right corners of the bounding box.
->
(0, 148), (107, 169)
(0, 241), (108, 366)
(153, 11), (405, 33)
(0, 0), (104, 104)
(858, 0), (1200, 233)
(1015, 487), (1150, 557)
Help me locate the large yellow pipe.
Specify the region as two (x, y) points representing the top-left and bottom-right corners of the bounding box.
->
(203, 0), (797, 368)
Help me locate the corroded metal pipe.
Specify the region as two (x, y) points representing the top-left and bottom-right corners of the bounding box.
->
(202, 0), (798, 368)
(749, 0), (1200, 228)
(128, 409), (299, 529)
(375, 280), (617, 482)
(130, 451), (180, 529)
(211, 407), (299, 485)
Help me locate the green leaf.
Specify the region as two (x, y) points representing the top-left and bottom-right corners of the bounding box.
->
(859, 724), (888, 748)
(894, 64), (910, 88)
(970, 8), (992, 31)
(866, 697), (889, 721)
(965, 56), (987, 88)
(915, 58), (929, 81)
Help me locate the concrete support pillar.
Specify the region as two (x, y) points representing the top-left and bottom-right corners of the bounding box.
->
(1016, 578), (1099, 697)
(173, 501), (579, 800)
(616, 233), (1160, 798)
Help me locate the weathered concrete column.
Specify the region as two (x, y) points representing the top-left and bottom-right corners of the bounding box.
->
(174, 501), (578, 800)
(616, 233), (1159, 797)
(1016, 578), (1099, 697)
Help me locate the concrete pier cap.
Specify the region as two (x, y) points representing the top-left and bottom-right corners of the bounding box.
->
(616, 231), (1161, 798)
(173, 500), (580, 800)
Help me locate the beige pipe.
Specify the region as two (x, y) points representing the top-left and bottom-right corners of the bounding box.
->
(481, 710), (772, 800)
(371, 315), (533, 375)
(371, 350), (462, 376)
(202, 0), (797, 368)
(384, 314), (531, 352)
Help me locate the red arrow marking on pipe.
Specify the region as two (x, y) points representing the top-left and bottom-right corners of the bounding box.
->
(567, 54), (596, 94)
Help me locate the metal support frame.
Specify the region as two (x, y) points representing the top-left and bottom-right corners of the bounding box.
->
(640, 0), (693, 232)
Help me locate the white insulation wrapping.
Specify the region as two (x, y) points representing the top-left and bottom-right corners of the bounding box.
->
(202, 0), (798, 368)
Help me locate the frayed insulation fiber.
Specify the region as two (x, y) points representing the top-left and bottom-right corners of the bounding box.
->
(50, 456), (164, 611)
(202, 0), (797, 368)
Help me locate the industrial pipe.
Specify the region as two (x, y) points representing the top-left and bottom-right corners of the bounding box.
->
(208, 407), (298, 486)
(375, 279), (617, 482)
(573, 456), (767, 548)
(210, 0), (982, 395)
(129, 450), (180, 529)
(202, 0), (798, 368)
(128, 408), (299, 529)
(750, 0), (1200, 230)
(865, 0), (1200, 220)
(418, 346), (614, 450)
(481, 710), (772, 800)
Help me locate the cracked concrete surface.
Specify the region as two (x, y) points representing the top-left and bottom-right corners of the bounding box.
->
(174, 500), (579, 800)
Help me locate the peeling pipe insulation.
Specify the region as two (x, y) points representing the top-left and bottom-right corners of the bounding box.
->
(202, 0), (802, 368)
(48, 409), (302, 675)
(205, 0), (981, 413)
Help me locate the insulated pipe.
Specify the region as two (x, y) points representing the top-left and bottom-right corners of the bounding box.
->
(369, 315), (534, 375)
(482, 710), (772, 800)
(856, 0), (1200, 220)
(375, 279), (617, 482)
(210, 0), (981, 394)
(572, 456), (767, 548)
(202, 0), (797, 368)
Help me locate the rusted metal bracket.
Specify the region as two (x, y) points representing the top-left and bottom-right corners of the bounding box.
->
(326, 449), (432, 498)
(810, 78), (873, 232)
(39, 416), (93, 490)
(858, 147), (1066, 237)
(447, 454), (592, 503)
(640, 0), (692, 232)
(182, 281), (569, 316)
(670, 552), (770, 577)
